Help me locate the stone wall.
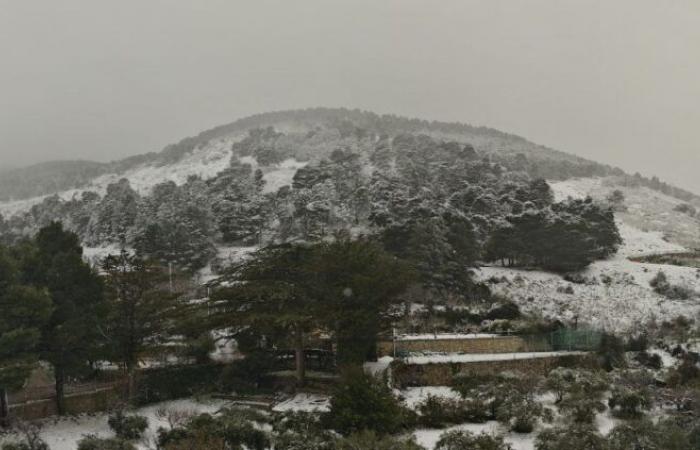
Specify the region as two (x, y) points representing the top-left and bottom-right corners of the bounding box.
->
(391, 354), (596, 387)
(377, 335), (532, 357)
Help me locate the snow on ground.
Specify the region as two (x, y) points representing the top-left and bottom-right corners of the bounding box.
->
(271, 393), (330, 413)
(364, 356), (395, 376)
(550, 177), (604, 203)
(648, 347), (677, 369)
(0, 398), (229, 450)
(261, 158), (308, 194)
(616, 222), (686, 258)
(477, 177), (700, 334)
(404, 351), (584, 365)
(82, 244), (126, 266)
(414, 422), (535, 450)
(399, 386), (461, 410)
(550, 176), (700, 250)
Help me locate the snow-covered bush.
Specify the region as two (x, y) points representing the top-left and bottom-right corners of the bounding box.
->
(0, 425), (49, 450)
(322, 368), (415, 436)
(650, 270), (695, 300)
(607, 386), (652, 419)
(453, 371), (545, 431)
(633, 351), (662, 370)
(607, 418), (695, 450)
(76, 435), (136, 450)
(272, 411), (336, 450)
(107, 410), (149, 440)
(156, 409), (270, 450)
(416, 395), (489, 428)
(435, 430), (512, 450)
(542, 368), (609, 424)
(535, 424), (607, 450)
(335, 431), (423, 450)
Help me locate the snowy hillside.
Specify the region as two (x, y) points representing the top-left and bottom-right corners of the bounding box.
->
(551, 177), (700, 249)
(0, 137), (235, 218)
(0, 139), (311, 220)
(476, 177), (700, 334)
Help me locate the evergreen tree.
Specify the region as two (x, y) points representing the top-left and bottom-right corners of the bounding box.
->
(209, 244), (319, 385)
(0, 246), (52, 426)
(101, 251), (176, 400)
(307, 239), (413, 365)
(28, 222), (105, 415)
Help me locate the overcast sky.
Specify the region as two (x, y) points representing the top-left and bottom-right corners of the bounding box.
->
(1, 1), (699, 192)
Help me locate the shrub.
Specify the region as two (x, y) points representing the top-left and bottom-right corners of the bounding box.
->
(108, 411), (149, 440)
(336, 431), (423, 450)
(535, 424), (607, 450)
(435, 430), (512, 450)
(625, 334), (648, 352)
(322, 367), (414, 436)
(454, 371), (545, 432)
(76, 435), (136, 450)
(157, 409), (270, 450)
(633, 351), (662, 370)
(608, 387), (652, 419)
(416, 396), (489, 428)
(1, 432), (49, 450)
(598, 333), (626, 371)
(272, 411), (336, 450)
(607, 418), (691, 450)
(650, 271), (694, 300)
(542, 368), (609, 424)
(485, 302), (521, 321)
(667, 357), (700, 386)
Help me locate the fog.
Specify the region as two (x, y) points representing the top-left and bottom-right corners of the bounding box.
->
(1, 0), (698, 192)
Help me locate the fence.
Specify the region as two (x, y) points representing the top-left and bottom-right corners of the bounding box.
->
(8, 380), (126, 406)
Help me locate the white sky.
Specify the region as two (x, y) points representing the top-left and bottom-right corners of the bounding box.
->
(1, 0), (699, 192)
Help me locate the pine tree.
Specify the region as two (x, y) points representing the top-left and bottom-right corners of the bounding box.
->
(0, 246), (52, 426)
(26, 222), (105, 415)
(209, 244), (321, 385)
(101, 251), (176, 401)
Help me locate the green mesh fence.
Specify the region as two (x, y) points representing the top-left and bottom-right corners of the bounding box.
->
(517, 328), (603, 352)
(548, 328), (603, 351)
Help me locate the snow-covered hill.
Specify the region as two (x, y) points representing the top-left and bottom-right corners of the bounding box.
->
(0, 137), (235, 217)
(0, 137), (310, 219)
(475, 178), (700, 334)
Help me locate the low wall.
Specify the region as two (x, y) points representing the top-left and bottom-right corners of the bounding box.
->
(9, 385), (124, 421)
(391, 353), (595, 387)
(377, 335), (530, 357)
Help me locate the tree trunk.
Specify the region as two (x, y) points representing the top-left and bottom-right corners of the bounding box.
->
(126, 365), (136, 403)
(0, 388), (9, 428)
(55, 366), (66, 416)
(294, 326), (306, 387)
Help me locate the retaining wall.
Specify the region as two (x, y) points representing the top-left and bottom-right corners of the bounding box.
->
(377, 335), (529, 357)
(391, 353), (596, 387)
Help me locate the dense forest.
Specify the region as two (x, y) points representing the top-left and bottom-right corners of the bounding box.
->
(1, 109), (695, 204)
(0, 120), (621, 306)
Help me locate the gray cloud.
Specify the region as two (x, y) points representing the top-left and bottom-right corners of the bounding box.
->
(1, 0), (698, 192)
